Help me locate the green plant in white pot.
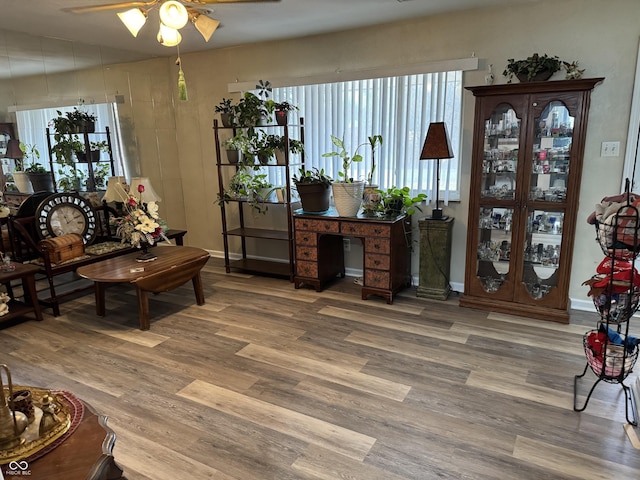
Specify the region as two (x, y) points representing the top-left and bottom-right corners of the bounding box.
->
(322, 134), (367, 216)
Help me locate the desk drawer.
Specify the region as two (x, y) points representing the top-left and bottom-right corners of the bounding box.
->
(296, 246), (318, 261)
(365, 254), (390, 270)
(365, 269), (390, 288)
(295, 218), (339, 233)
(341, 222), (390, 237)
(296, 260), (318, 278)
(364, 237), (390, 254)
(295, 230), (317, 246)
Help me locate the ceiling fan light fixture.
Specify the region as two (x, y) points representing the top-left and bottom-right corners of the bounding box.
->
(159, 1), (189, 30)
(193, 13), (220, 42)
(117, 8), (148, 37)
(157, 22), (182, 47)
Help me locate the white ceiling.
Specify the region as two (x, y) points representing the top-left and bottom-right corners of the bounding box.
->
(0, 0), (540, 79)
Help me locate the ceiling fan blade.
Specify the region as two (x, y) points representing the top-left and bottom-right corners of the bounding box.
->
(63, 1), (159, 14)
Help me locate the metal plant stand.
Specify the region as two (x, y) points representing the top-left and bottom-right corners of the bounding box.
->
(574, 181), (639, 426)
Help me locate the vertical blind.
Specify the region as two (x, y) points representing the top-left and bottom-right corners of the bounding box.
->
(269, 70), (462, 204)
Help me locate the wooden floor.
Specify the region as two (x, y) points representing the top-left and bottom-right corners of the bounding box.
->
(1, 257), (640, 479)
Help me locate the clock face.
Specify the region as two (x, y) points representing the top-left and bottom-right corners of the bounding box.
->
(35, 193), (97, 244)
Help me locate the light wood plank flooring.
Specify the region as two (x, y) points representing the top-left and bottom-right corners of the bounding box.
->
(1, 258), (639, 479)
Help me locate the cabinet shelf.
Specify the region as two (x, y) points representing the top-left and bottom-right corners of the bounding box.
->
(227, 227), (291, 241)
(228, 258), (293, 277)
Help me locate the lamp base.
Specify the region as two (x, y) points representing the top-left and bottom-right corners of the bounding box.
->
(429, 208), (448, 220)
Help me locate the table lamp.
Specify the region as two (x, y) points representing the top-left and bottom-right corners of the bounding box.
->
(102, 176), (129, 203)
(420, 122), (454, 220)
(130, 177), (161, 202)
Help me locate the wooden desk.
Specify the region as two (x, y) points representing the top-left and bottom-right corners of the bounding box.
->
(77, 246), (210, 330)
(293, 210), (411, 303)
(2, 400), (125, 480)
(0, 262), (43, 324)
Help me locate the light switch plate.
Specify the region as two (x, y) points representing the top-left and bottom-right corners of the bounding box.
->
(601, 141), (620, 157)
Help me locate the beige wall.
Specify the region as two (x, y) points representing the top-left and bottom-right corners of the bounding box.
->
(1, 0), (639, 307)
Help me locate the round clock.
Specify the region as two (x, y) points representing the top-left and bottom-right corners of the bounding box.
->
(35, 193), (97, 244)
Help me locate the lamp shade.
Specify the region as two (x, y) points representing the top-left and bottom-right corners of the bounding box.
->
(159, 1), (189, 29)
(5, 139), (23, 159)
(102, 176), (129, 203)
(130, 177), (161, 202)
(420, 122), (454, 160)
(157, 22), (182, 47)
(193, 13), (220, 42)
(117, 8), (147, 37)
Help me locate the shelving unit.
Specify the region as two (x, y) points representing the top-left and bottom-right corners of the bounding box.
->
(214, 118), (304, 281)
(574, 182), (639, 425)
(45, 126), (115, 192)
(460, 78), (604, 323)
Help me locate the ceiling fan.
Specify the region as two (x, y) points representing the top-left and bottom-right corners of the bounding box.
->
(65, 0), (281, 45)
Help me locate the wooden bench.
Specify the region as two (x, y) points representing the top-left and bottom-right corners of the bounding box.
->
(6, 206), (187, 316)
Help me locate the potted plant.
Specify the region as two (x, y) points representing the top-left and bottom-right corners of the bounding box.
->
(377, 186), (427, 217)
(265, 134), (304, 165)
(51, 134), (84, 167)
(51, 108), (97, 134)
(76, 140), (109, 163)
(503, 53), (563, 83)
(214, 98), (237, 127)
(293, 167), (332, 213)
(363, 135), (383, 215)
(10, 143), (31, 193)
(322, 134), (367, 216)
(57, 163), (85, 192)
(272, 101), (298, 126)
(236, 92), (272, 130)
(92, 162), (111, 190)
(20, 143), (54, 192)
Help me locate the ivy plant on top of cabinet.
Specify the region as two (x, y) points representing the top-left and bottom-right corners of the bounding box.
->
(460, 78), (604, 323)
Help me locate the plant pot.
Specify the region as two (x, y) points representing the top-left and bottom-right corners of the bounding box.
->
(383, 198), (404, 217)
(226, 149), (240, 164)
(76, 150), (100, 163)
(296, 182), (331, 213)
(516, 70), (553, 83)
(275, 110), (288, 126)
(274, 148), (286, 165)
(257, 153), (271, 165)
(220, 113), (234, 127)
(72, 120), (95, 133)
(27, 172), (55, 192)
(332, 181), (364, 217)
(362, 184), (381, 214)
(12, 172), (33, 194)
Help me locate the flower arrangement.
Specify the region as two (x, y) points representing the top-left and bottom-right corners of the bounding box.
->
(116, 184), (168, 248)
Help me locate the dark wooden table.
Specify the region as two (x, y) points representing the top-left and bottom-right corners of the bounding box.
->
(0, 262), (43, 325)
(76, 246), (210, 330)
(2, 401), (125, 480)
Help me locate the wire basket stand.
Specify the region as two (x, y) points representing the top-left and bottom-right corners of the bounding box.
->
(574, 180), (639, 425)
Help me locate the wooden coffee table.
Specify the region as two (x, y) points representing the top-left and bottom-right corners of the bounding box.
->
(77, 246), (210, 330)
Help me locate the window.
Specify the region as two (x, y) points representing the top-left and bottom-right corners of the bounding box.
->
(268, 71), (463, 203)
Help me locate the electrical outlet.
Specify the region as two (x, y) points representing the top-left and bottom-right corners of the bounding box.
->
(601, 141), (620, 157)
(343, 238), (350, 252)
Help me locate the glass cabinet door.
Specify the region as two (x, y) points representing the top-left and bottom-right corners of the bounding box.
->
(476, 207), (514, 293)
(481, 104), (520, 200)
(529, 101), (572, 203)
(522, 209), (563, 299)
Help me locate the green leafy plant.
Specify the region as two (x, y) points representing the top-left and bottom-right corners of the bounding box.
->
(293, 167), (332, 188)
(503, 53), (562, 83)
(366, 135), (383, 185)
(214, 98), (235, 114)
(237, 92), (270, 129)
(217, 167), (274, 214)
(377, 186), (427, 216)
(17, 142), (40, 171)
(50, 108), (97, 134)
(322, 134), (367, 183)
(92, 162), (111, 189)
(57, 164), (85, 192)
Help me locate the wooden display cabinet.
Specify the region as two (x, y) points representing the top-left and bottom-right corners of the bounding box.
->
(460, 78), (603, 323)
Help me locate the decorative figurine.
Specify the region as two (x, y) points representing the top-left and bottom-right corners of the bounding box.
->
(563, 61), (585, 80)
(38, 391), (61, 436)
(485, 64), (495, 85)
